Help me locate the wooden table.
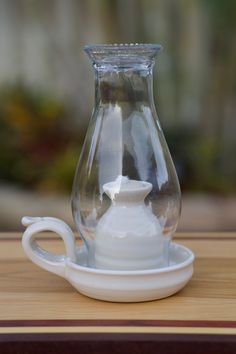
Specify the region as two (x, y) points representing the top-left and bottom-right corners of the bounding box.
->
(0, 232), (236, 354)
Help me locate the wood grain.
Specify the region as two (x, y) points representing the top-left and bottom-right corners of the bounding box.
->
(0, 233), (236, 331)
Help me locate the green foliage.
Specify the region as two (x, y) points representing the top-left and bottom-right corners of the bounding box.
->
(166, 128), (236, 194)
(0, 82), (81, 192)
(0, 82), (235, 194)
(202, 0), (236, 30)
(38, 145), (80, 192)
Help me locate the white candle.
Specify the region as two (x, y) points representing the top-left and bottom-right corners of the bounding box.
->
(95, 176), (165, 270)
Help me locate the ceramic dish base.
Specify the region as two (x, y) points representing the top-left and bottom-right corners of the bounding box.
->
(66, 242), (194, 302)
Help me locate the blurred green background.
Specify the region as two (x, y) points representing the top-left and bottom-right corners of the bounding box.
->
(0, 0), (235, 230)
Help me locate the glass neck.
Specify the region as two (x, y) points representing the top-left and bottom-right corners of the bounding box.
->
(94, 66), (154, 106)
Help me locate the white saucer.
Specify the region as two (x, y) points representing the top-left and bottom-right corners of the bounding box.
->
(66, 243), (194, 302)
(21, 217), (194, 303)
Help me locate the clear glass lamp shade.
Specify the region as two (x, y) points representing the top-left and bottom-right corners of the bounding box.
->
(71, 44), (181, 270)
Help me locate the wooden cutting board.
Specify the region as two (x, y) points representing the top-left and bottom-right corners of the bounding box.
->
(0, 232), (235, 354)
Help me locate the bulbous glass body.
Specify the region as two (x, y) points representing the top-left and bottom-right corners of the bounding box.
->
(72, 44), (181, 270)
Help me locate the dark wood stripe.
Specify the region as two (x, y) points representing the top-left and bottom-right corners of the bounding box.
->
(1, 332), (236, 342)
(0, 319), (236, 328)
(0, 333), (236, 354)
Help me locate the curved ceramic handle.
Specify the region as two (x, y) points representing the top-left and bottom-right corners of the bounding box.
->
(22, 216), (77, 278)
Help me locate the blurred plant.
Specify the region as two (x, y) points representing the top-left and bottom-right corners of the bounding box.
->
(38, 145), (80, 193)
(0, 82), (82, 192)
(166, 127), (236, 194)
(0, 82), (235, 195)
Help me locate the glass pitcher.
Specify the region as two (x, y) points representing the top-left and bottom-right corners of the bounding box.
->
(71, 44), (181, 270)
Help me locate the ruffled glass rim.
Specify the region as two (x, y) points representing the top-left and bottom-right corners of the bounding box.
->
(84, 43), (163, 67)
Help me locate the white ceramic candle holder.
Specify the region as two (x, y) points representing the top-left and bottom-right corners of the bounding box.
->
(22, 216), (194, 302)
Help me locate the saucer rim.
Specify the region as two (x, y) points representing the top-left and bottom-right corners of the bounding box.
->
(66, 243), (194, 275)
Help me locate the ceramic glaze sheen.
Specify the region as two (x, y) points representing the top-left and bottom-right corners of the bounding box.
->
(95, 177), (164, 269)
(21, 217), (194, 302)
